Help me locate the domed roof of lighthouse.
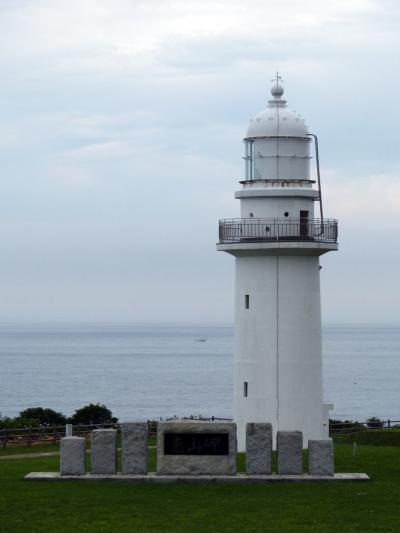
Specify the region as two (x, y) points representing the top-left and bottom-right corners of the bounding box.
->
(246, 75), (308, 138)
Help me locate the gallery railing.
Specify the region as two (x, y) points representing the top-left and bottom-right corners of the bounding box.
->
(219, 218), (338, 244)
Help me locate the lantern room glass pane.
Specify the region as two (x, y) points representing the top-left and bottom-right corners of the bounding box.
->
(244, 140), (254, 180)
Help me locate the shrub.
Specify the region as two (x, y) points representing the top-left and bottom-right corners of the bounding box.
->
(366, 417), (384, 429)
(0, 415), (40, 430)
(70, 403), (118, 425)
(18, 408), (67, 427)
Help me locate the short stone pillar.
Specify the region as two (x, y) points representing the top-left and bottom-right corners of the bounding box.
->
(91, 429), (117, 475)
(277, 431), (303, 475)
(308, 439), (334, 476)
(157, 421), (237, 475)
(65, 424), (73, 437)
(245, 422), (272, 475)
(60, 436), (86, 476)
(121, 422), (147, 475)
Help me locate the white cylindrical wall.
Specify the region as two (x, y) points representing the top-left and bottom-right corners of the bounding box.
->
(234, 254), (324, 451)
(240, 196), (315, 220)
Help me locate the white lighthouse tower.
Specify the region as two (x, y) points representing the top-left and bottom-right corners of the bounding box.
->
(217, 74), (338, 451)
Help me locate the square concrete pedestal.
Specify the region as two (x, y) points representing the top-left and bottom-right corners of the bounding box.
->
(60, 436), (86, 476)
(122, 422), (147, 475)
(277, 431), (303, 475)
(246, 423), (272, 475)
(91, 429), (116, 475)
(308, 439), (334, 476)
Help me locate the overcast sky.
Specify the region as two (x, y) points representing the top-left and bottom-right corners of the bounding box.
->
(0, 0), (399, 324)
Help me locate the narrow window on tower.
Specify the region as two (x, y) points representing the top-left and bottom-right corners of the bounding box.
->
(245, 294), (250, 309)
(243, 382), (248, 397)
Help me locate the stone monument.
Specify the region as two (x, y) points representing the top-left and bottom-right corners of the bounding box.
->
(157, 420), (237, 475)
(27, 420), (369, 483)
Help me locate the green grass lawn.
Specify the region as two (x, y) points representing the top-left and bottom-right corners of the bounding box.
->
(0, 443), (399, 532)
(0, 442), (60, 456)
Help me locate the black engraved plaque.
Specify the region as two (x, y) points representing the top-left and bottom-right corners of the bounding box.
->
(164, 432), (229, 455)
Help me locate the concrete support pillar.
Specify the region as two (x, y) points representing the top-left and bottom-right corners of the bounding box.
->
(60, 436), (86, 476)
(277, 431), (303, 475)
(121, 422), (147, 475)
(308, 439), (334, 476)
(91, 429), (117, 475)
(245, 422), (272, 475)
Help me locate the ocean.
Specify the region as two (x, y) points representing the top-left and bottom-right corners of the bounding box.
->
(0, 323), (399, 423)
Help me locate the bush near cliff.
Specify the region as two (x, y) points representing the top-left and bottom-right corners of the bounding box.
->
(69, 403), (118, 425)
(0, 403), (118, 429)
(0, 415), (40, 430)
(18, 408), (67, 427)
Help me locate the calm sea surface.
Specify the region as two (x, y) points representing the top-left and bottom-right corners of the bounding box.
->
(0, 323), (399, 422)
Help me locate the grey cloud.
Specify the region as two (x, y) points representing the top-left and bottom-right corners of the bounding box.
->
(0, 0), (399, 323)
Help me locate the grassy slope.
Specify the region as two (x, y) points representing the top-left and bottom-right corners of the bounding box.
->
(0, 444), (399, 533)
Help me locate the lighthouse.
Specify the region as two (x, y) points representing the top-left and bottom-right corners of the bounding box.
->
(217, 75), (338, 451)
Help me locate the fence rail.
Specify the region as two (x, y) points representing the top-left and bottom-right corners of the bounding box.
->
(219, 218), (338, 244)
(0, 416), (232, 449)
(329, 419), (400, 435)
(0, 423), (118, 448)
(1, 417), (398, 448)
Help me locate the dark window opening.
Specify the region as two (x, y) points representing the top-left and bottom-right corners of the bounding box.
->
(245, 294), (249, 309)
(284, 211), (289, 217)
(243, 382), (248, 397)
